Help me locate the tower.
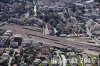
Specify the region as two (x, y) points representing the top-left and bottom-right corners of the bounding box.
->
(43, 23), (50, 35)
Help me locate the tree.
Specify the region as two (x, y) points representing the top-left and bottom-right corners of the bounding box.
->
(66, 60), (71, 66)
(77, 55), (83, 66)
(99, 54), (100, 59)
(94, 0), (100, 2)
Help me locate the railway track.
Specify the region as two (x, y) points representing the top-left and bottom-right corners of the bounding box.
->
(26, 33), (100, 52)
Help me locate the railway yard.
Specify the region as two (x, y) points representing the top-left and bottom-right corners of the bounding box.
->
(1, 24), (100, 54)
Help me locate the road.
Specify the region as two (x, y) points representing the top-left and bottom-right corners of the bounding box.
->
(2, 24), (100, 52)
(86, 26), (100, 46)
(8, 49), (16, 66)
(86, 22), (100, 46)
